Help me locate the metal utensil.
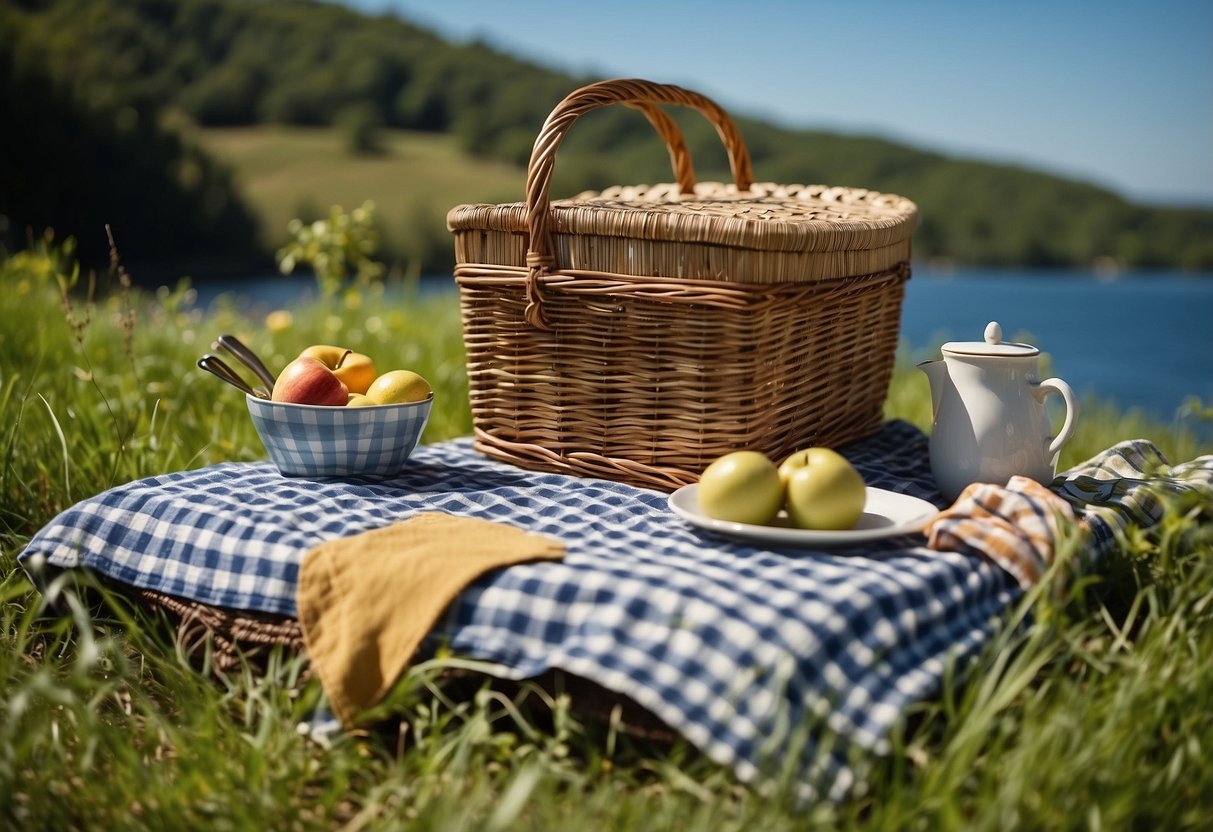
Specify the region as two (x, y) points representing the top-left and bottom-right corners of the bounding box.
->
(214, 333), (277, 393)
(197, 354), (270, 399)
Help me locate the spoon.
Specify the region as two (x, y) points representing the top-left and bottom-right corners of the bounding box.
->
(197, 354), (270, 399)
(214, 333), (277, 393)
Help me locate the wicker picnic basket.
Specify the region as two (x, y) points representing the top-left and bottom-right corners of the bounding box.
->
(447, 78), (918, 492)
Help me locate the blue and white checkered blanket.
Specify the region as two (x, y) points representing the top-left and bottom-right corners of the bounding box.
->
(21, 420), (1020, 797)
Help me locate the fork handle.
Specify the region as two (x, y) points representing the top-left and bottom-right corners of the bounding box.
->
(216, 334), (277, 392)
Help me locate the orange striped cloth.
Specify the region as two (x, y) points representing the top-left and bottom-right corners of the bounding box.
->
(924, 440), (1213, 590)
(924, 476), (1077, 590)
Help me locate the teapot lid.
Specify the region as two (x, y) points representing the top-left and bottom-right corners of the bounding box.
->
(941, 321), (1039, 357)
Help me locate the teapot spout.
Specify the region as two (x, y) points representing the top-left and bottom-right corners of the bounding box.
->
(917, 358), (947, 415)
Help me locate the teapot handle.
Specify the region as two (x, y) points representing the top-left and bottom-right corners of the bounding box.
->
(1033, 377), (1079, 457)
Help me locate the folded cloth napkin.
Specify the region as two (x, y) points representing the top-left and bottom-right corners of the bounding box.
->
(924, 476), (1076, 590)
(924, 441), (1213, 590)
(296, 512), (565, 727)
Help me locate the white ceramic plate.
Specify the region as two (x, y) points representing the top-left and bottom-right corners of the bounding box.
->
(667, 484), (939, 548)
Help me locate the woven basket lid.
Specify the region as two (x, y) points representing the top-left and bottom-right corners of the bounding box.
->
(448, 79), (919, 285)
(447, 181), (918, 255)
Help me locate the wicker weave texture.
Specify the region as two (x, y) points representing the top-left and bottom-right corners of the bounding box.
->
(456, 264), (908, 491)
(448, 78), (915, 490)
(452, 220), (912, 284)
(449, 181), (918, 282)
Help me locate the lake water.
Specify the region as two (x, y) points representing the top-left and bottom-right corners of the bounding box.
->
(899, 269), (1213, 423)
(194, 267), (1213, 424)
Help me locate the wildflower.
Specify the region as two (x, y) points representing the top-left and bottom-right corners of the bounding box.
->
(265, 310), (294, 332)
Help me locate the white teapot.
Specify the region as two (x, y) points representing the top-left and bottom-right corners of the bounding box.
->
(919, 322), (1079, 501)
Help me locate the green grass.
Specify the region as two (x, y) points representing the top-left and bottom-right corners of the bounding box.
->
(2, 243), (1212, 829)
(194, 126), (526, 271)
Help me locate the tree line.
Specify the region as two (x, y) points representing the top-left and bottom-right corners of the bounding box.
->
(2, 0), (1211, 276)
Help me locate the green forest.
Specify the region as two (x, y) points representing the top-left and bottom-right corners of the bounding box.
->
(3, 0), (1212, 278)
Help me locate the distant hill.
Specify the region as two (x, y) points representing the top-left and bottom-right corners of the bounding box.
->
(190, 125), (526, 275)
(3, 0), (1211, 275)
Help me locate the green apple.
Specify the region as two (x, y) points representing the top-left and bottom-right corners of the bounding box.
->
(346, 393), (376, 407)
(779, 447), (866, 530)
(696, 450), (784, 526)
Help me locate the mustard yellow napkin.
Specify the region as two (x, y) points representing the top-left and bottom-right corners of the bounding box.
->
(297, 512), (565, 727)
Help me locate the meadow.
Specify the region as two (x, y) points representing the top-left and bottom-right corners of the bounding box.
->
(192, 126), (527, 276)
(2, 239), (1212, 830)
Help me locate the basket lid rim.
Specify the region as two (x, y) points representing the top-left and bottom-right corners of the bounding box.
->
(448, 181), (918, 253)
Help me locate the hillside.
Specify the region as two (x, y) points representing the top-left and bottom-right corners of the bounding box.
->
(2, 0), (1212, 275)
(192, 126), (523, 272)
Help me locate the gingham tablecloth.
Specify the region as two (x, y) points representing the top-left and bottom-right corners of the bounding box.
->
(20, 420), (1020, 797)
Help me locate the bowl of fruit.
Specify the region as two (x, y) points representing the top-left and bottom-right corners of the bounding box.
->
(246, 344), (434, 478)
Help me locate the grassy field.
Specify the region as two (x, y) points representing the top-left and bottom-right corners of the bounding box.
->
(1, 241), (1212, 829)
(194, 126), (525, 272)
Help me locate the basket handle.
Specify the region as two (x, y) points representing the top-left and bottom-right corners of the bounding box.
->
(622, 102), (699, 195)
(523, 78), (755, 328)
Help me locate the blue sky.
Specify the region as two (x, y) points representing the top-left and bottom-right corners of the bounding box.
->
(338, 0), (1213, 208)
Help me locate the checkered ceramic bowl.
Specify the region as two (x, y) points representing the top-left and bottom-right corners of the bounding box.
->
(246, 393), (432, 477)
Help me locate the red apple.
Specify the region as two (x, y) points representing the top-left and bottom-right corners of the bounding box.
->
(298, 345), (377, 394)
(271, 356), (349, 406)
